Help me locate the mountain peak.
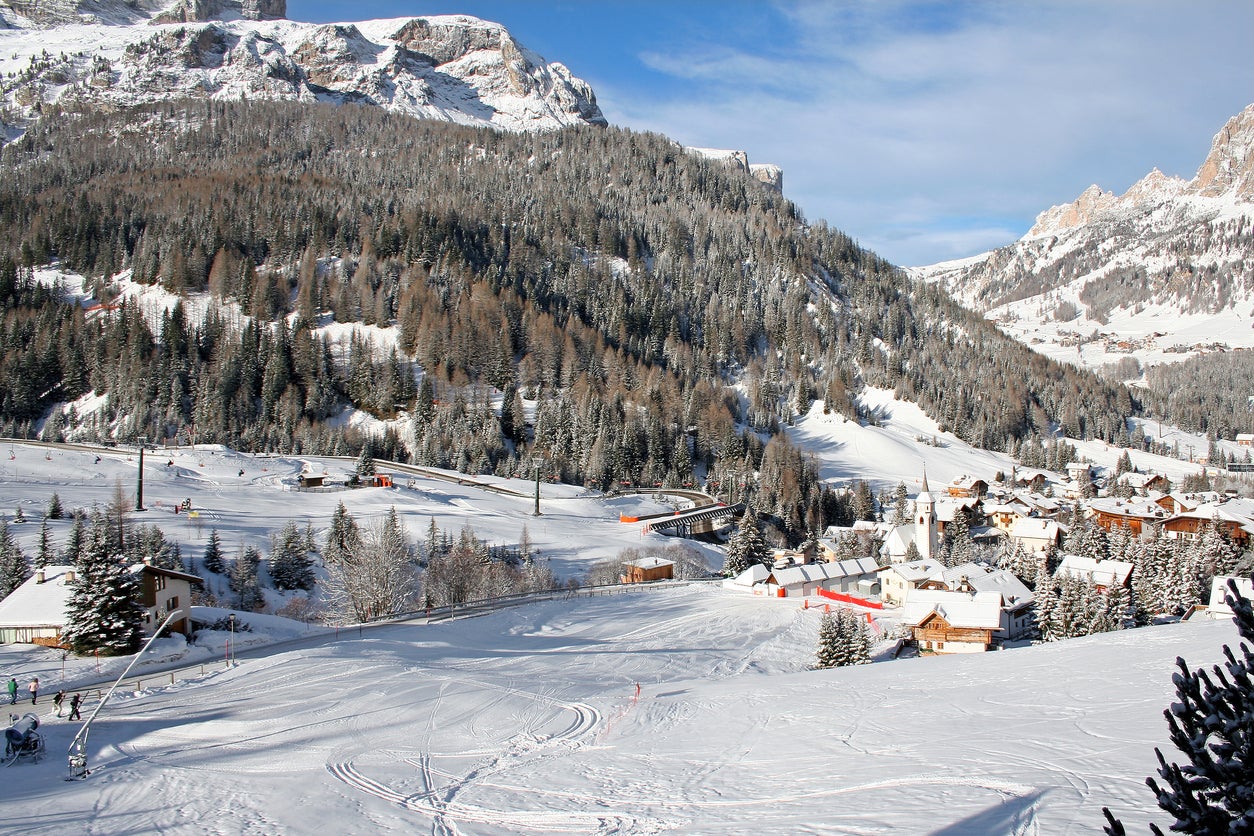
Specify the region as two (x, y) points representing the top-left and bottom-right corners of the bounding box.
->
(0, 8), (604, 134)
(1192, 102), (1254, 199)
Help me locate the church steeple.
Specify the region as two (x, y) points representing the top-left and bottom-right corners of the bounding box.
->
(915, 469), (937, 562)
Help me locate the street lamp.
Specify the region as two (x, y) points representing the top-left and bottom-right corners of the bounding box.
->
(228, 613), (235, 666)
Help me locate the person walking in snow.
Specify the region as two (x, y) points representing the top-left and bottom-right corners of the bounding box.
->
(68, 693), (82, 721)
(53, 690), (66, 717)
(5, 677), (15, 704)
(28, 676), (38, 704)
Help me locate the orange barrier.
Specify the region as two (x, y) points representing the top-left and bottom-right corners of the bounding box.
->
(815, 588), (883, 610)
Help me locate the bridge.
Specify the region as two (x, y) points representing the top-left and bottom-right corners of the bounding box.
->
(630, 502), (745, 538)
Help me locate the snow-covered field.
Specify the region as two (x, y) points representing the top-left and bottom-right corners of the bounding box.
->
(0, 441), (710, 591)
(0, 584), (1234, 834)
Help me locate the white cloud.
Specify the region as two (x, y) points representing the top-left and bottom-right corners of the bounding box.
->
(599, 0), (1254, 266)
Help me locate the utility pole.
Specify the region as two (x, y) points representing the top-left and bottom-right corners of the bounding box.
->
(135, 436), (147, 511)
(533, 463), (542, 517)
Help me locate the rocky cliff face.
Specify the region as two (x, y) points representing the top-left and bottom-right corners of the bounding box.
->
(0, 4), (605, 133)
(912, 104), (1254, 330)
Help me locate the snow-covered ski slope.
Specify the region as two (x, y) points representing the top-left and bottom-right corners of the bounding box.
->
(0, 585), (1234, 834)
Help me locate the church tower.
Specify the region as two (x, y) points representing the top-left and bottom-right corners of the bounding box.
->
(915, 471), (937, 562)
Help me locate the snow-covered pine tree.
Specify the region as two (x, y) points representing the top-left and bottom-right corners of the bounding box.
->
(725, 509), (770, 576)
(46, 492), (63, 520)
(202, 529), (225, 574)
(1034, 561), (1058, 641)
(35, 518), (52, 570)
(62, 514), (86, 565)
(230, 546), (264, 611)
(324, 502), (360, 566)
(944, 509), (974, 568)
(0, 519), (30, 599)
(59, 513), (144, 655)
(269, 520), (314, 591)
(1103, 577), (1254, 835)
(841, 609), (873, 665)
(815, 610), (841, 669)
(355, 440), (376, 481)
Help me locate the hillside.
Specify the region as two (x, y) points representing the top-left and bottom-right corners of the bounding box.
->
(0, 580), (1235, 834)
(0, 98), (1142, 541)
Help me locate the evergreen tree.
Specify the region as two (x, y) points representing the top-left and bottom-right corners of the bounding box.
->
(202, 529), (225, 574)
(324, 502), (360, 565)
(59, 514), (145, 655)
(35, 518), (53, 570)
(46, 492), (63, 520)
(815, 611), (842, 669)
(1103, 578), (1254, 835)
(270, 520), (315, 591)
(62, 514), (86, 565)
(725, 509), (771, 576)
(230, 546), (264, 611)
(943, 509), (974, 568)
(355, 440), (376, 481)
(0, 520), (30, 599)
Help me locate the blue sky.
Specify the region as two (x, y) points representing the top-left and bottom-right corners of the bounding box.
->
(295, 2), (1254, 267)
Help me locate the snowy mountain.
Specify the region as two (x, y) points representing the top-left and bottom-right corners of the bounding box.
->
(914, 103), (1254, 374)
(0, 0), (606, 135)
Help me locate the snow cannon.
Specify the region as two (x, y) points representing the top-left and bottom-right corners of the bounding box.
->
(4, 712), (45, 763)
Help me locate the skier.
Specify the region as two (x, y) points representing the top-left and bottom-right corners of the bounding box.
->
(5, 677), (15, 704)
(67, 693), (82, 721)
(53, 690), (65, 717)
(27, 676), (38, 704)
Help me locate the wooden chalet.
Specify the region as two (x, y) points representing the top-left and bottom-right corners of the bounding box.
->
(902, 590), (1003, 653)
(946, 476), (988, 499)
(621, 556), (675, 584)
(1087, 497), (1168, 537)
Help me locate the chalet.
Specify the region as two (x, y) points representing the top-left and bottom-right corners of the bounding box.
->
(1087, 497), (1168, 537)
(1118, 472), (1171, 495)
(1237, 434), (1254, 447)
(298, 474), (326, 489)
(1013, 471), (1050, 493)
(0, 564), (202, 646)
(877, 559), (945, 606)
(1055, 555), (1133, 592)
(621, 556), (675, 584)
(1065, 462), (1093, 484)
(986, 503), (1030, 534)
(1159, 506), (1254, 547)
(133, 564), (203, 637)
(1008, 517), (1063, 556)
(946, 476), (988, 499)
(902, 590), (1004, 653)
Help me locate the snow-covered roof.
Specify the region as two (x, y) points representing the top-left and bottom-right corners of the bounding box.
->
(625, 557), (675, 570)
(725, 565), (770, 588)
(1010, 517), (1060, 540)
(1208, 576), (1254, 615)
(0, 565), (75, 627)
(1056, 555), (1134, 587)
(966, 568), (1034, 609)
(901, 590), (1003, 630)
(770, 558), (879, 587)
(879, 558), (944, 583)
(1087, 497), (1168, 520)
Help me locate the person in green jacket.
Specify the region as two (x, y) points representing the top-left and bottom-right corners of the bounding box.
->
(6, 677), (15, 705)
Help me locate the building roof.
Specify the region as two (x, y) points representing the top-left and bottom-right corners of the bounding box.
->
(1087, 497), (1168, 521)
(1010, 517), (1061, 541)
(0, 565), (75, 627)
(771, 558), (880, 588)
(1056, 555), (1134, 587)
(625, 557), (675, 570)
(901, 590), (1003, 630)
(879, 558), (944, 584)
(726, 564), (771, 588)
